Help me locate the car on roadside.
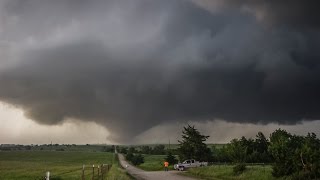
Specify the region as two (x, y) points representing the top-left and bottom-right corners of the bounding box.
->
(174, 159), (208, 171)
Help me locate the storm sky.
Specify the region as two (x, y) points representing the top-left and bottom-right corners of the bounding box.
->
(0, 0), (320, 143)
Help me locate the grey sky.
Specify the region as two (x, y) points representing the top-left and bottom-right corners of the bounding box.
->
(0, 0), (320, 143)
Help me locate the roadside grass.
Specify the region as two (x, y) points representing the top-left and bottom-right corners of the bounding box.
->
(0, 151), (113, 180)
(137, 154), (175, 171)
(107, 154), (134, 180)
(184, 165), (282, 180)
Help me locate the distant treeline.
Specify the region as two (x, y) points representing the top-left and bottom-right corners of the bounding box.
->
(0, 144), (117, 152)
(118, 128), (320, 179)
(119, 145), (168, 155)
(209, 129), (320, 179)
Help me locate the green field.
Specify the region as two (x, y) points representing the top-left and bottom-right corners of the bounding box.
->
(137, 154), (281, 180)
(185, 165), (281, 180)
(137, 155), (168, 171)
(0, 151), (114, 180)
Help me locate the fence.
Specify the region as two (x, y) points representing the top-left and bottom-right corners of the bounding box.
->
(41, 164), (111, 180)
(81, 164), (111, 180)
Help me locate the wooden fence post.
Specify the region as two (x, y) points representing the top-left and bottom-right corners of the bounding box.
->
(98, 165), (100, 177)
(92, 165), (94, 180)
(46, 171), (50, 180)
(82, 165), (85, 180)
(101, 164), (104, 180)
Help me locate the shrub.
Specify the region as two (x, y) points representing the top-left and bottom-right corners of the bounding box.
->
(125, 152), (134, 161)
(131, 154), (144, 166)
(165, 151), (178, 165)
(125, 153), (144, 166)
(233, 164), (246, 175)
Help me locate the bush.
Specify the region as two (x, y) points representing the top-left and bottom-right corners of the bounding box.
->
(165, 151), (178, 165)
(119, 147), (128, 154)
(125, 152), (134, 161)
(233, 164), (246, 175)
(131, 154), (144, 166)
(125, 153), (144, 166)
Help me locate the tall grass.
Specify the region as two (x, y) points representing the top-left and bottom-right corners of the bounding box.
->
(106, 153), (133, 180)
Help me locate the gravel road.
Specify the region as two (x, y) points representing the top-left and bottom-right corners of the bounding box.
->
(118, 153), (198, 180)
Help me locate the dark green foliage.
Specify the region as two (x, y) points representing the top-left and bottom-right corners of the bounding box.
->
(269, 129), (297, 177)
(131, 154), (144, 166)
(233, 164), (246, 175)
(220, 132), (272, 164)
(126, 153), (144, 166)
(119, 146), (128, 154)
(102, 145), (115, 152)
(25, 146), (31, 150)
(269, 129), (320, 179)
(298, 133), (320, 179)
(211, 145), (231, 163)
(226, 138), (248, 163)
(152, 145), (166, 155)
(178, 124), (212, 161)
(125, 152), (134, 162)
(128, 147), (137, 153)
(165, 151), (178, 165)
(140, 146), (152, 154)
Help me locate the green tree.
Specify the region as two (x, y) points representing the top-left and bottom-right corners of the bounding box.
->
(140, 146), (152, 154)
(295, 133), (320, 179)
(255, 132), (269, 154)
(152, 145), (166, 155)
(165, 151), (178, 165)
(226, 138), (247, 163)
(128, 147), (136, 153)
(126, 153), (144, 166)
(178, 125), (212, 161)
(119, 146), (128, 154)
(131, 154), (144, 166)
(125, 152), (134, 162)
(269, 129), (304, 177)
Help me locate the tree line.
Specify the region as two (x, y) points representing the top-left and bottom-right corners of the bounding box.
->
(178, 125), (320, 179)
(119, 125), (320, 179)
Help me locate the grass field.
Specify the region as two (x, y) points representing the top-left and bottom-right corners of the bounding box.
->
(136, 154), (281, 179)
(185, 165), (281, 180)
(0, 151), (113, 180)
(137, 155), (171, 171)
(138, 154), (177, 171)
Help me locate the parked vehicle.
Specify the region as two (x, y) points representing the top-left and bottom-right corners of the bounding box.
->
(174, 159), (208, 171)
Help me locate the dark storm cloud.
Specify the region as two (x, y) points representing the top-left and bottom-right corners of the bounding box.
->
(192, 0), (320, 28)
(0, 0), (320, 142)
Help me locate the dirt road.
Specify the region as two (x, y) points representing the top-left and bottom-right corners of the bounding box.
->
(118, 154), (198, 180)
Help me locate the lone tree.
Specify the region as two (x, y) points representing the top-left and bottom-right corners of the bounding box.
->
(165, 151), (178, 165)
(178, 124), (212, 161)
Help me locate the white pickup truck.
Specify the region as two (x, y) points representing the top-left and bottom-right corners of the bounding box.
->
(174, 159), (208, 171)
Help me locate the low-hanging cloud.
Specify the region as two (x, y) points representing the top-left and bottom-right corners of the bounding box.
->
(0, 0), (320, 142)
